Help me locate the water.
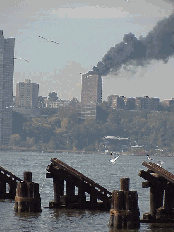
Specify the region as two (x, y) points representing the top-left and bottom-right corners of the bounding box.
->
(0, 151), (174, 231)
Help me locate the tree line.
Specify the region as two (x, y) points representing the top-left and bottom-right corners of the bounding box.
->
(10, 102), (174, 152)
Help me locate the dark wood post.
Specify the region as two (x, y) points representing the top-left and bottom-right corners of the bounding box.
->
(164, 182), (174, 216)
(0, 180), (6, 199)
(66, 178), (75, 208)
(9, 181), (17, 199)
(90, 185), (97, 209)
(53, 176), (64, 206)
(120, 178), (129, 191)
(24, 171), (32, 182)
(150, 183), (164, 219)
(15, 182), (28, 212)
(78, 180), (86, 209)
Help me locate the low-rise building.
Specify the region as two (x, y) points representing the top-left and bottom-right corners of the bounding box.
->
(103, 136), (130, 152)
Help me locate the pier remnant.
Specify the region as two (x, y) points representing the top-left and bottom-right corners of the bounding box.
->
(46, 158), (112, 210)
(109, 178), (140, 230)
(14, 171), (41, 213)
(139, 161), (174, 221)
(0, 165), (22, 199)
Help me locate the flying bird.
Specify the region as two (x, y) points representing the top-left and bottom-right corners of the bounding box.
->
(14, 57), (29, 62)
(39, 36), (59, 44)
(110, 153), (120, 164)
(147, 154), (153, 161)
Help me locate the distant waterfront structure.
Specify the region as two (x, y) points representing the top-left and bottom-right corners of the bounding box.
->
(45, 99), (70, 108)
(103, 136), (130, 152)
(81, 73), (102, 120)
(0, 30), (15, 145)
(15, 79), (39, 108)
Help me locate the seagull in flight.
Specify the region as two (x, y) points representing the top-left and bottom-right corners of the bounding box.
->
(39, 36), (59, 44)
(110, 153), (120, 164)
(14, 57), (29, 62)
(147, 154), (153, 161)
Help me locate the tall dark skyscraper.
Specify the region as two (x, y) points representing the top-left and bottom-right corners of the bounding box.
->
(0, 30), (15, 145)
(81, 73), (102, 120)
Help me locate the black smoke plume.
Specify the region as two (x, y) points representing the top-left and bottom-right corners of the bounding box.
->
(90, 13), (174, 76)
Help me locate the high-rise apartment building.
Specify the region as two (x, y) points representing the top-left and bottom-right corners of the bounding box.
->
(15, 79), (39, 108)
(0, 30), (15, 145)
(136, 96), (159, 111)
(107, 95), (125, 109)
(81, 73), (102, 120)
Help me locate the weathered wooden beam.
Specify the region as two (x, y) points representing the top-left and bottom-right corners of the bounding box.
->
(139, 170), (159, 183)
(142, 181), (151, 188)
(46, 172), (53, 178)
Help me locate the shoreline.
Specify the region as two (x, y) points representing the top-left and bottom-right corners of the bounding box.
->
(0, 146), (173, 156)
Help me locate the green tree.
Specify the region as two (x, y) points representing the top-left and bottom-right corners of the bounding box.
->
(9, 134), (22, 147)
(48, 92), (58, 101)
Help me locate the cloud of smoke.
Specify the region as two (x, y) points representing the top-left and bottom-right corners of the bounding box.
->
(90, 12), (174, 76)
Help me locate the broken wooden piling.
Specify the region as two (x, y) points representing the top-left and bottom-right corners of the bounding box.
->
(0, 165), (22, 199)
(46, 158), (112, 210)
(14, 171), (41, 213)
(139, 161), (174, 221)
(109, 178), (140, 230)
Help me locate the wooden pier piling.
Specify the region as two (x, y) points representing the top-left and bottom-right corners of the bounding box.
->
(0, 165), (22, 199)
(109, 178), (140, 230)
(14, 171), (41, 213)
(46, 158), (112, 210)
(139, 161), (174, 221)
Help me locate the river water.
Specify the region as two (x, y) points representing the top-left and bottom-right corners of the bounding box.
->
(0, 151), (174, 231)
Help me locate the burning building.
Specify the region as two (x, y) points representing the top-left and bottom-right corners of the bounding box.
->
(81, 73), (102, 120)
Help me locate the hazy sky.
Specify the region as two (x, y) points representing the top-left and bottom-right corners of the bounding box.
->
(1, 0), (174, 101)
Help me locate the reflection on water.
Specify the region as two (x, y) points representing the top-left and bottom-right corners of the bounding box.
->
(0, 152), (173, 231)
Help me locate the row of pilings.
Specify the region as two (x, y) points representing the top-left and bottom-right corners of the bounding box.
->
(2, 159), (174, 230)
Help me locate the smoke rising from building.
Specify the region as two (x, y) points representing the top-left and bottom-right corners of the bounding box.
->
(90, 12), (174, 76)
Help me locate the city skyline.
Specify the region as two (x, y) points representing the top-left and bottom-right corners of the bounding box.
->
(14, 76), (174, 103)
(1, 1), (174, 101)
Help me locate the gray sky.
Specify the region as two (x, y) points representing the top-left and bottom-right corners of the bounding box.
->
(1, 0), (174, 101)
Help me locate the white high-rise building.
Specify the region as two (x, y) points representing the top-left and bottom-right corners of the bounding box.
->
(15, 79), (39, 108)
(0, 30), (15, 145)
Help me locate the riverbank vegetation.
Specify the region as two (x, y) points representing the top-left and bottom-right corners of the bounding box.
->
(9, 103), (174, 153)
